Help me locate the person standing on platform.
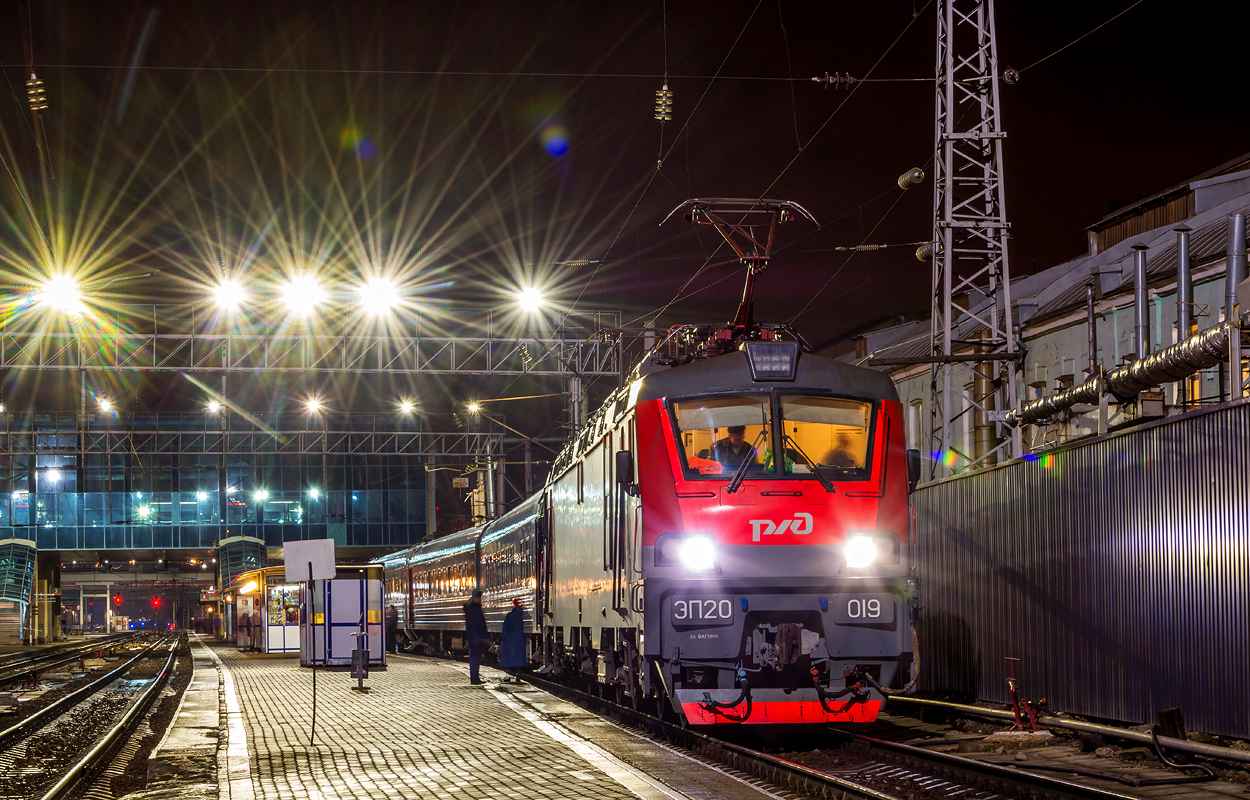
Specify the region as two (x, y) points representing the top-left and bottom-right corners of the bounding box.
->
(463, 588), (489, 685)
(499, 598), (527, 682)
(385, 604), (399, 654)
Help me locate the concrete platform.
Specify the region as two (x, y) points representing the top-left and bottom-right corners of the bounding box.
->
(140, 636), (784, 800)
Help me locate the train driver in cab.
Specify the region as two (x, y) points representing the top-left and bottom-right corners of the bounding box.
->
(711, 425), (756, 468)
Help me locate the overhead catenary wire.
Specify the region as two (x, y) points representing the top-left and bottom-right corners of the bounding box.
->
(775, 0), (802, 153)
(4, 61), (932, 82)
(1020, 0), (1147, 73)
(562, 0), (764, 324)
(628, 2), (934, 334)
(757, 0), (933, 199)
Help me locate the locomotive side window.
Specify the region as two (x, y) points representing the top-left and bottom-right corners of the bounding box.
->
(671, 395), (774, 478)
(780, 396), (873, 480)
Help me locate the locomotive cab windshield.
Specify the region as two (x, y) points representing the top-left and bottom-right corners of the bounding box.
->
(671, 392), (875, 482)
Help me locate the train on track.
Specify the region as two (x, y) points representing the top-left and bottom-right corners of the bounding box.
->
(379, 199), (920, 725)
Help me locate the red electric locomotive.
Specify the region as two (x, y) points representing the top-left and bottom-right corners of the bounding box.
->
(380, 199), (920, 725)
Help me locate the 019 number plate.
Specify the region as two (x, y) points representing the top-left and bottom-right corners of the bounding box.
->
(831, 593), (895, 624)
(671, 596), (734, 627)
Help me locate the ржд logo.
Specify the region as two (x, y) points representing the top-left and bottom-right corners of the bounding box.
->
(749, 512), (813, 542)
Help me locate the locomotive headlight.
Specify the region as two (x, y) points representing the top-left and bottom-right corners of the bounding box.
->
(678, 535), (717, 572)
(844, 534), (879, 569)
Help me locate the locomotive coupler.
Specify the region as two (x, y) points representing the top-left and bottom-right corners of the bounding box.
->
(812, 667), (870, 714)
(1005, 657), (1046, 731)
(699, 669), (752, 722)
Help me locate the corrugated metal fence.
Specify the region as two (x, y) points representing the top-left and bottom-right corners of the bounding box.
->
(914, 399), (1250, 738)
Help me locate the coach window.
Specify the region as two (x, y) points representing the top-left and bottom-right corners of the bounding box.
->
(670, 395), (773, 479)
(780, 396), (873, 481)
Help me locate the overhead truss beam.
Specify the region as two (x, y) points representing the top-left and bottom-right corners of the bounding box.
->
(0, 332), (620, 376)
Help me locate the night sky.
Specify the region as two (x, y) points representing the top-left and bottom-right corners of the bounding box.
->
(1, 1), (1246, 424)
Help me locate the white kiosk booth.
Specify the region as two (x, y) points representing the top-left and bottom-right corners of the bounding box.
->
(230, 567), (301, 654)
(300, 564), (385, 668)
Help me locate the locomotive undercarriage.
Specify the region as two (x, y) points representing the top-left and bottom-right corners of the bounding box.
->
(541, 625), (649, 708)
(647, 580), (915, 724)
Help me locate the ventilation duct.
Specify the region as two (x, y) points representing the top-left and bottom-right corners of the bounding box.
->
(1010, 310), (1248, 426)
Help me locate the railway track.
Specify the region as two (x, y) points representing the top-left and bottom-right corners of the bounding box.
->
(521, 673), (1141, 800)
(0, 635), (179, 800)
(0, 637), (134, 688)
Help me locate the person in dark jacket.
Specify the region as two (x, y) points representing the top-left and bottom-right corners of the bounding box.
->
(463, 588), (489, 684)
(499, 598), (527, 681)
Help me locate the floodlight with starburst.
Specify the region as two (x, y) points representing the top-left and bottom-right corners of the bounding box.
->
(517, 287), (545, 312)
(206, 400), (222, 413)
(36, 275), (86, 314)
(359, 277), (401, 315)
(279, 275), (327, 316)
(211, 280), (246, 309)
(304, 398), (324, 414)
(399, 400), (416, 414)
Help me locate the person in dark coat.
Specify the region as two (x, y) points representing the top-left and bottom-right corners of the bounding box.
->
(463, 588), (489, 684)
(710, 425), (756, 468)
(385, 604), (399, 654)
(499, 598), (527, 682)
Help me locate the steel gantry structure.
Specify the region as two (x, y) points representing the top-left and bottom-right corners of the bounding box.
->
(0, 306), (622, 376)
(0, 303), (624, 563)
(929, 0), (1020, 477)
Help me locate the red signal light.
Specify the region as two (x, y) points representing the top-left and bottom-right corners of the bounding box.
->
(152, 596), (162, 609)
(114, 595), (123, 605)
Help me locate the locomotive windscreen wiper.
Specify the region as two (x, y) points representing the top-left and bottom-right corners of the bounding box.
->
(726, 429), (768, 494)
(783, 435), (835, 494)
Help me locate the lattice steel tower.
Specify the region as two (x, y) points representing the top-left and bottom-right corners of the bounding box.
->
(929, 0), (1019, 477)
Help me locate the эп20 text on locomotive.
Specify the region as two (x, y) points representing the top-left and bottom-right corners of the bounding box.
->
(379, 199), (920, 725)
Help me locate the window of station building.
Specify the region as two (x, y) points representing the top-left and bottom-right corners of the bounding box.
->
(780, 396), (874, 480)
(670, 394), (773, 478)
(907, 400), (922, 450)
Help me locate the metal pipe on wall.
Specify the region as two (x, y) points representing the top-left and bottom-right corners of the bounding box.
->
(1175, 225), (1192, 406)
(1132, 244), (1150, 360)
(1009, 308), (1250, 426)
(1176, 226), (1192, 336)
(1085, 283), (1097, 379)
(1228, 213), (1247, 399)
(972, 331), (996, 466)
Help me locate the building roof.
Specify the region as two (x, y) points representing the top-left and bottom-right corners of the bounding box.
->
(832, 161), (1250, 374)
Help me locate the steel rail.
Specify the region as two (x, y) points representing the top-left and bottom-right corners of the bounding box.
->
(520, 673), (1136, 800)
(887, 695), (1250, 766)
(36, 639), (179, 800)
(0, 635), (131, 678)
(0, 635), (173, 750)
(521, 673), (897, 800)
(823, 728), (1140, 800)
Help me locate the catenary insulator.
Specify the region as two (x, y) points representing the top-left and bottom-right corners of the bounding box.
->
(915, 242), (941, 262)
(654, 84), (673, 121)
(897, 168), (925, 190)
(26, 74), (49, 112)
(812, 72), (857, 89)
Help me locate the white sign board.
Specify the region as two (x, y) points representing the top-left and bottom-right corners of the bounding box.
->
(283, 539), (336, 582)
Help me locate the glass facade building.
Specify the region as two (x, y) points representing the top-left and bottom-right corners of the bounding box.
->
(0, 537), (36, 644)
(0, 411), (430, 552)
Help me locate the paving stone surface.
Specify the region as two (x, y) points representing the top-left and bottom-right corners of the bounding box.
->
(216, 645), (648, 800)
